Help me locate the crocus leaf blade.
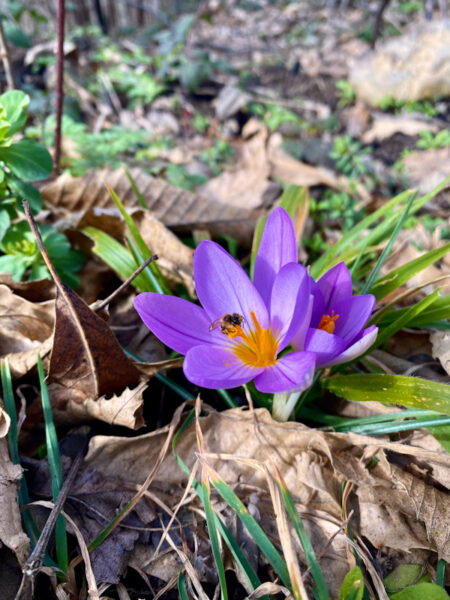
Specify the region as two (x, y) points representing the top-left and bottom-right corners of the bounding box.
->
(371, 242), (450, 300)
(323, 374), (450, 414)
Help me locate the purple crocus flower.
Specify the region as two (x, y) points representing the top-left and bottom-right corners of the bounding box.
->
(134, 208), (315, 393)
(292, 262), (378, 367)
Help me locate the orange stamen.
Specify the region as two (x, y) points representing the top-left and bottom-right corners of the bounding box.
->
(229, 310), (278, 367)
(318, 310), (339, 334)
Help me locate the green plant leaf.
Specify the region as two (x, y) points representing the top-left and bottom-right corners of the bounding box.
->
(384, 564), (429, 594)
(0, 90), (30, 135)
(81, 226), (153, 291)
(0, 209), (10, 243)
(338, 566), (364, 600)
(0, 138), (53, 181)
(8, 177), (42, 214)
(373, 289), (441, 348)
(390, 582), (449, 599)
(323, 374), (450, 414)
(371, 242), (450, 300)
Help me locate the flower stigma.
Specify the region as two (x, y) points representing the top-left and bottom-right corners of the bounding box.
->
(318, 310), (339, 334)
(228, 311), (278, 367)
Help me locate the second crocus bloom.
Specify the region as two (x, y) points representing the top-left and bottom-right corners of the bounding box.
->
(292, 261), (378, 367)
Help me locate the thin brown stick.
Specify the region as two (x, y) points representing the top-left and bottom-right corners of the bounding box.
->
(94, 253), (158, 311)
(23, 200), (61, 282)
(54, 0), (65, 170)
(0, 18), (14, 90)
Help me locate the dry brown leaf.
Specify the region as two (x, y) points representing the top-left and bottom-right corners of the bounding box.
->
(430, 331), (450, 376)
(402, 148), (450, 195)
(40, 167), (258, 245)
(268, 133), (341, 188)
(199, 120), (280, 211)
(0, 283), (55, 378)
(362, 115), (438, 144)
(0, 410), (29, 566)
(47, 381), (147, 429)
(85, 408), (450, 594)
(49, 279), (141, 399)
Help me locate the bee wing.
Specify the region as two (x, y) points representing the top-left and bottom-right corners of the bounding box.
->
(209, 317), (223, 332)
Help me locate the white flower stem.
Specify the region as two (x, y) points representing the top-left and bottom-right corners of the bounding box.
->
(272, 391), (302, 422)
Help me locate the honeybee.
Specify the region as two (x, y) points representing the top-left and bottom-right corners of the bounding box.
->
(209, 313), (245, 336)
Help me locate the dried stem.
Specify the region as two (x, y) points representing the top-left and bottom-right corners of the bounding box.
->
(94, 253), (158, 311)
(22, 200), (61, 283)
(0, 17), (14, 90)
(54, 0), (66, 171)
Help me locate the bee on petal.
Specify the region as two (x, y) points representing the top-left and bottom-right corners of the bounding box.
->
(209, 313), (244, 338)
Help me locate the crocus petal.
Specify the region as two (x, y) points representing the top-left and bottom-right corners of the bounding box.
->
(304, 328), (347, 367)
(317, 262), (353, 313)
(290, 294), (313, 351)
(134, 293), (229, 355)
(253, 207), (297, 306)
(184, 345), (263, 389)
(270, 263), (310, 350)
(194, 240), (269, 328)
(254, 351), (315, 394)
(309, 279), (325, 328)
(332, 294), (376, 343)
(325, 325), (378, 367)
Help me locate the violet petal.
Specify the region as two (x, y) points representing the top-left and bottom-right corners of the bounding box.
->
(304, 328), (347, 367)
(134, 293), (228, 355)
(270, 263), (310, 351)
(325, 325), (378, 366)
(254, 351), (315, 394)
(332, 294), (376, 343)
(184, 345), (263, 389)
(194, 240), (269, 328)
(253, 207), (297, 306)
(317, 262), (353, 313)
(290, 294), (314, 351)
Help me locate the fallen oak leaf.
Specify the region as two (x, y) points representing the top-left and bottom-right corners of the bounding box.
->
(23, 201), (141, 403)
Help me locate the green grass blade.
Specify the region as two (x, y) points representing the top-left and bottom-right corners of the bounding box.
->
(323, 374), (450, 414)
(37, 354), (68, 572)
(2, 359), (19, 464)
(209, 474), (291, 589)
(1, 359), (40, 543)
(172, 412), (267, 597)
(125, 169), (148, 209)
(108, 185), (170, 294)
(343, 416), (450, 436)
(177, 571), (190, 600)
(436, 559), (446, 588)
(276, 476), (330, 599)
(81, 226), (154, 291)
(370, 242), (450, 300)
(373, 289), (440, 348)
(311, 178), (450, 279)
(361, 191), (416, 294)
(201, 480), (228, 600)
(428, 424), (450, 453)
(376, 295), (450, 328)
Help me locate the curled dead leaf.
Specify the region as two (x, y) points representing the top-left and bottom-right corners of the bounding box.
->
(0, 437), (29, 566)
(0, 282), (55, 378)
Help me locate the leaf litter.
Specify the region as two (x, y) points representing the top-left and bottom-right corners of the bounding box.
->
(1, 1), (450, 598)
